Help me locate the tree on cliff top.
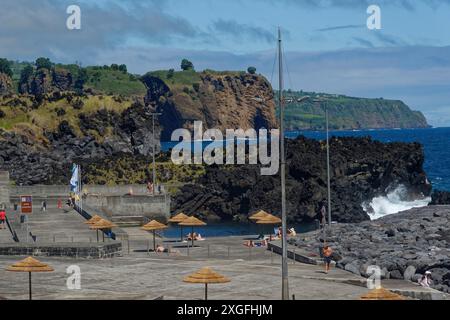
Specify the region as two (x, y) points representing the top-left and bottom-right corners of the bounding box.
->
(247, 66), (257, 75)
(118, 64), (127, 73)
(74, 67), (88, 93)
(0, 58), (13, 77)
(35, 57), (53, 70)
(181, 59), (194, 71)
(18, 65), (34, 93)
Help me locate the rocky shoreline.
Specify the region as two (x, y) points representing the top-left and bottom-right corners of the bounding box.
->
(173, 136), (432, 223)
(290, 205), (450, 293)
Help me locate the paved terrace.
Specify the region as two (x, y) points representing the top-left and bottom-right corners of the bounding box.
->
(0, 206), (447, 300)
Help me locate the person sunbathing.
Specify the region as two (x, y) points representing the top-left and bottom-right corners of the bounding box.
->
(195, 233), (205, 241)
(243, 240), (254, 247)
(186, 233), (196, 240)
(288, 228), (297, 237)
(156, 245), (166, 253)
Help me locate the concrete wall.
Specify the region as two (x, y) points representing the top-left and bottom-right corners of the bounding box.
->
(0, 242), (122, 259)
(10, 183), (170, 220)
(10, 184), (158, 197)
(0, 171), (10, 209)
(85, 194), (170, 220)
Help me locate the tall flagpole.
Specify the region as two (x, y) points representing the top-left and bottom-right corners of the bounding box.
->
(326, 109), (331, 227)
(278, 27), (289, 300)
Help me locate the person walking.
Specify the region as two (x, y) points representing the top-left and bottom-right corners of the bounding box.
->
(41, 200), (47, 212)
(0, 208), (6, 229)
(323, 245), (333, 274)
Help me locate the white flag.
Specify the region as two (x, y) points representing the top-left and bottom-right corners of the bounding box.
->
(70, 164), (79, 192)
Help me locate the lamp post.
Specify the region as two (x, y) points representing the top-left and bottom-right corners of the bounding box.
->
(325, 107), (332, 227)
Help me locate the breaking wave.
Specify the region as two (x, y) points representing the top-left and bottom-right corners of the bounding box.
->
(362, 185), (431, 220)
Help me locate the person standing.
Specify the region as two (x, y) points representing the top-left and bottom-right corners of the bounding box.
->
(147, 181), (154, 194)
(0, 208), (6, 229)
(320, 205), (327, 228)
(323, 245), (333, 274)
(419, 271), (433, 287)
(41, 200), (47, 212)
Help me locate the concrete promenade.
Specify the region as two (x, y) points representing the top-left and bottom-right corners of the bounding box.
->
(0, 204), (447, 300)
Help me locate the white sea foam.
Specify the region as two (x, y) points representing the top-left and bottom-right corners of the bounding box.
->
(362, 185), (431, 220)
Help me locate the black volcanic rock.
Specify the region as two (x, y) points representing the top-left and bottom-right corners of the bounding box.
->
(291, 206), (450, 294)
(431, 190), (450, 205)
(172, 136), (432, 223)
(0, 73), (12, 95)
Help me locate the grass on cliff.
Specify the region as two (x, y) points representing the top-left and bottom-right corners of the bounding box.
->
(0, 95), (133, 141)
(147, 70), (201, 90)
(147, 69), (246, 91)
(84, 67), (147, 96)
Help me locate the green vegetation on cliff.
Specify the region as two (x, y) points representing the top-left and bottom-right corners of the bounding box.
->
(82, 153), (206, 194)
(83, 66), (146, 96)
(278, 90), (429, 130)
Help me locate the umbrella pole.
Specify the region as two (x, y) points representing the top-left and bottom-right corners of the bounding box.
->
(96, 230), (99, 242)
(102, 231), (105, 242)
(29, 272), (32, 300)
(205, 283), (208, 300)
(180, 226), (183, 242)
(153, 230), (156, 252)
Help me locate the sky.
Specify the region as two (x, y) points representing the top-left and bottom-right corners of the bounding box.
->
(0, 0), (449, 126)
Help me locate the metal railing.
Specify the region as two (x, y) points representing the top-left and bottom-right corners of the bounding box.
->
(72, 203), (117, 240)
(5, 215), (19, 242)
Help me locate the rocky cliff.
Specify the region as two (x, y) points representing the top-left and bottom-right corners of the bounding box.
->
(0, 73), (12, 95)
(173, 136), (432, 223)
(0, 93), (160, 185)
(141, 70), (277, 141)
(1, 63), (277, 186)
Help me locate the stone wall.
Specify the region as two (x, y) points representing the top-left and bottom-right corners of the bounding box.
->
(0, 171), (10, 209)
(0, 242), (122, 259)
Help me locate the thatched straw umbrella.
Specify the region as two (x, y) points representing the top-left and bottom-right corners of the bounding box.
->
(6, 257), (54, 300)
(84, 215), (102, 225)
(142, 220), (168, 252)
(249, 210), (270, 221)
(168, 212), (189, 241)
(89, 218), (117, 242)
(256, 214), (282, 224)
(183, 267), (230, 300)
(360, 287), (406, 300)
(256, 214), (282, 237)
(179, 216), (207, 247)
(249, 210), (272, 237)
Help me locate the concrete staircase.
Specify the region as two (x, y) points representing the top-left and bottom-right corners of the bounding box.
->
(12, 206), (99, 243)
